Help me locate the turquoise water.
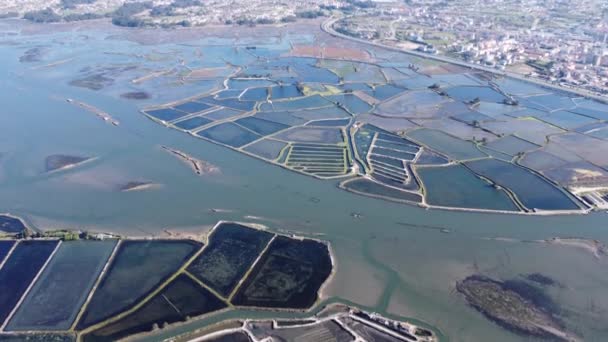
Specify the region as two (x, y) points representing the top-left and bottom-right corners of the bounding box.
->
(1, 20), (608, 342)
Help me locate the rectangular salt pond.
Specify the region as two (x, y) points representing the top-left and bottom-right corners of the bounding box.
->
(198, 97), (256, 112)
(6, 240), (117, 331)
(259, 95), (332, 111)
(145, 108), (189, 122)
(369, 155), (404, 168)
(269, 85), (302, 100)
(568, 106), (608, 120)
(203, 107), (242, 121)
(371, 147), (416, 161)
(77, 240), (200, 329)
(342, 178), (422, 203)
(275, 127), (343, 144)
(326, 94), (372, 114)
(444, 86), (507, 103)
(305, 118), (351, 127)
(519, 150), (568, 171)
(429, 73), (483, 87)
(451, 111), (494, 125)
(197, 122), (262, 148)
(550, 133), (608, 167)
(255, 111), (307, 126)
(83, 274), (226, 342)
(0, 241), (14, 264)
(234, 117), (289, 136)
(174, 116), (213, 130)
(227, 79), (276, 90)
(539, 110), (598, 129)
(0, 240), (58, 325)
(465, 158), (580, 211)
(173, 101), (212, 114)
(239, 87), (268, 102)
(417, 164), (518, 211)
(520, 94), (577, 111)
(481, 117), (564, 146)
(243, 139), (287, 160)
(231, 236), (332, 309)
(374, 140), (419, 154)
(376, 90), (446, 116)
(187, 223), (274, 297)
(214, 89), (243, 99)
(542, 161), (608, 186)
(406, 128), (486, 161)
(483, 135), (540, 156)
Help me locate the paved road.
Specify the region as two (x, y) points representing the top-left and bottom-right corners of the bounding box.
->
(321, 17), (608, 104)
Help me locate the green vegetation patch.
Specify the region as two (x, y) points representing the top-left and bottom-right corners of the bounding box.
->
(232, 236), (332, 309)
(187, 223), (274, 297)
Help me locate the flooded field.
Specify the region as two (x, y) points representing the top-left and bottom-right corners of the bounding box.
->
(0, 18), (608, 342)
(6, 240), (116, 331)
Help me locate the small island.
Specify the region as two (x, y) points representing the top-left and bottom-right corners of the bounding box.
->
(117, 181), (159, 192)
(44, 154), (92, 173)
(66, 99), (119, 126)
(120, 91), (150, 100)
(457, 275), (577, 341)
(161, 146), (220, 175)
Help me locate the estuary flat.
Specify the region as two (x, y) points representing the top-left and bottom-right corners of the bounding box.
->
(0, 18), (607, 342)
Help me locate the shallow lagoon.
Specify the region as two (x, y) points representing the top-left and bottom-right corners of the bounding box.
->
(2, 19), (608, 342)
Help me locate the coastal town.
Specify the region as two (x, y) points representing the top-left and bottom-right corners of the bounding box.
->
(333, 0), (608, 96)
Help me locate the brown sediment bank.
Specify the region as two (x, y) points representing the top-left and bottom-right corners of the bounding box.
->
(118, 181), (160, 192)
(120, 91), (150, 100)
(544, 237), (607, 259)
(44, 154), (95, 173)
(481, 236), (607, 259)
(66, 99), (119, 126)
(160, 146), (220, 175)
(456, 275), (578, 342)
